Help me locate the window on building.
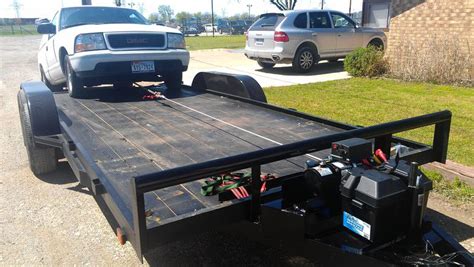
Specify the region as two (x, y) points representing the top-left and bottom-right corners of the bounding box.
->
(364, 1), (390, 28)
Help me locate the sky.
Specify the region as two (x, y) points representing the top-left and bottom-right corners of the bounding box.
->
(0, 0), (363, 19)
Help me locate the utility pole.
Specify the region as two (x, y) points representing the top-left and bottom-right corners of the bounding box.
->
(247, 4), (252, 19)
(320, 0), (325, 10)
(11, 0), (22, 19)
(211, 0), (215, 37)
(349, 0), (352, 16)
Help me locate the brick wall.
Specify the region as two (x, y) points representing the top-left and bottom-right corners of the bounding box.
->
(386, 0), (473, 83)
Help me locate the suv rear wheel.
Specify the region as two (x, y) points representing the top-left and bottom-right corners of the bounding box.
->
(65, 56), (85, 98)
(292, 47), (317, 73)
(257, 60), (276, 69)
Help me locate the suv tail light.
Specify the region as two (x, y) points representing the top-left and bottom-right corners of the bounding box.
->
(274, 31), (289, 42)
(245, 31), (248, 41)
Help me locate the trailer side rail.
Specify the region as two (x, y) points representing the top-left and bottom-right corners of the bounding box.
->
(131, 110), (451, 259)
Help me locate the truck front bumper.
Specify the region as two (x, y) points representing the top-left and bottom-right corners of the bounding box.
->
(69, 49), (190, 77)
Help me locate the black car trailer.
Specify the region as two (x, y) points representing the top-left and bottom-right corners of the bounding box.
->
(18, 72), (473, 266)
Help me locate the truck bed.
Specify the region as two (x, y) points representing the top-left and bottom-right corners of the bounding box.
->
(54, 87), (342, 228)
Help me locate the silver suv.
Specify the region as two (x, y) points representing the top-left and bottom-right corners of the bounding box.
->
(245, 10), (387, 73)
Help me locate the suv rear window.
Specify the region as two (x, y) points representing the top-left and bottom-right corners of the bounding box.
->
(249, 14), (284, 31)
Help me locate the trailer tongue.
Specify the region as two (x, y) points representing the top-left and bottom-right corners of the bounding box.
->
(18, 72), (472, 265)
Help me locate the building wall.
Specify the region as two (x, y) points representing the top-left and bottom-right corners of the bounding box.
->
(386, 0), (474, 82)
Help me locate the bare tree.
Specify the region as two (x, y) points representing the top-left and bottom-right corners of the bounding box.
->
(269, 0), (298, 11)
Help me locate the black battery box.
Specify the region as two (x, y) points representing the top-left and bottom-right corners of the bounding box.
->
(340, 168), (410, 244)
(331, 138), (372, 163)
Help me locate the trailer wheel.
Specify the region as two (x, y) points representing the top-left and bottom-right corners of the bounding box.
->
(65, 56), (85, 98)
(18, 91), (57, 175)
(163, 72), (183, 90)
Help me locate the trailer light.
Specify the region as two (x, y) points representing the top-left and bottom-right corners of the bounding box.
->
(74, 33), (106, 53)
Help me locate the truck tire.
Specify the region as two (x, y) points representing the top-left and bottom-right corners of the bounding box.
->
(292, 47), (317, 73)
(163, 72), (183, 90)
(257, 61), (276, 69)
(65, 56), (85, 98)
(40, 67), (63, 92)
(18, 91), (57, 175)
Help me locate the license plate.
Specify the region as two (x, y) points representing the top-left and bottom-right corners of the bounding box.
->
(255, 38), (264, 46)
(131, 61), (155, 73)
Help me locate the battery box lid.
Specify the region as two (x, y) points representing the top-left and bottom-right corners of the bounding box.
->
(342, 168), (407, 208)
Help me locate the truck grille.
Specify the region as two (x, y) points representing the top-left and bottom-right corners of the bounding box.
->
(107, 34), (165, 49)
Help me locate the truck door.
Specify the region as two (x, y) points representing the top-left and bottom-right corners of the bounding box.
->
(330, 12), (362, 55)
(308, 11), (336, 57)
(45, 12), (62, 83)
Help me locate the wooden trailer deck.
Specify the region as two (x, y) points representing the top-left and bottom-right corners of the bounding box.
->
(54, 87), (342, 228)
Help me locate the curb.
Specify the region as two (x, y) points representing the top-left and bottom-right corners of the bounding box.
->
(425, 160), (474, 187)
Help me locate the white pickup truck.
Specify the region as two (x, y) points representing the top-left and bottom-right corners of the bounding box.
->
(37, 6), (190, 98)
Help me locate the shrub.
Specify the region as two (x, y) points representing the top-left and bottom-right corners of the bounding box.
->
(344, 46), (388, 77)
(387, 36), (472, 86)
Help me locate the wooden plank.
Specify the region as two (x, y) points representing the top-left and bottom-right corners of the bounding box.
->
(76, 99), (208, 216)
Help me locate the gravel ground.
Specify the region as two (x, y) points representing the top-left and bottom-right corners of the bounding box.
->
(0, 35), (472, 265)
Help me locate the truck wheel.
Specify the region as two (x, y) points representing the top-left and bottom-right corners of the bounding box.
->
(65, 56), (85, 98)
(257, 61), (276, 69)
(292, 47), (317, 73)
(18, 91), (57, 175)
(40, 67), (63, 92)
(163, 72), (183, 90)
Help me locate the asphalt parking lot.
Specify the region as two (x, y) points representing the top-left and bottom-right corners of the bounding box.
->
(0, 35), (471, 265)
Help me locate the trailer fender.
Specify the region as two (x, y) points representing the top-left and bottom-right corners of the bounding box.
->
(19, 81), (61, 138)
(192, 71), (267, 103)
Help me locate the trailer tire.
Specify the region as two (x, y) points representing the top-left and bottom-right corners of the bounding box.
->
(18, 91), (57, 175)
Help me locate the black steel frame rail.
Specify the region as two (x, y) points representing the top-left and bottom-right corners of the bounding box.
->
(130, 110), (451, 260)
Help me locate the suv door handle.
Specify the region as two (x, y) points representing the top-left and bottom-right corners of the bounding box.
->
(46, 46), (48, 51)
(312, 33), (318, 36)
(337, 34), (342, 37)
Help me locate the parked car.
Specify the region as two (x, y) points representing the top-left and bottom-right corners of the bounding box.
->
(179, 25), (199, 36)
(204, 23), (217, 32)
(244, 10), (386, 73)
(229, 20), (246, 35)
(216, 19), (231, 34)
(36, 6), (189, 97)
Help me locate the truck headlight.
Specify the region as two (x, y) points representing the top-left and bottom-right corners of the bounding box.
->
(75, 33), (106, 53)
(167, 33), (186, 49)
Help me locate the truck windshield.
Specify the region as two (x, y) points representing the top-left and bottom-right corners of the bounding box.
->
(249, 14), (284, 31)
(60, 7), (148, 30)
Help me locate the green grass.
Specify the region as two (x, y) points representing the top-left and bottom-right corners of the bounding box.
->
(264, 78), (474, 166)
(0, 24), (38, 36)
(422, 168), (473, 204)
(185, 35), (245, 51)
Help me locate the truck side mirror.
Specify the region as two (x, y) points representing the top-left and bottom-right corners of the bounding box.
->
(37, 23), (56, 34)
